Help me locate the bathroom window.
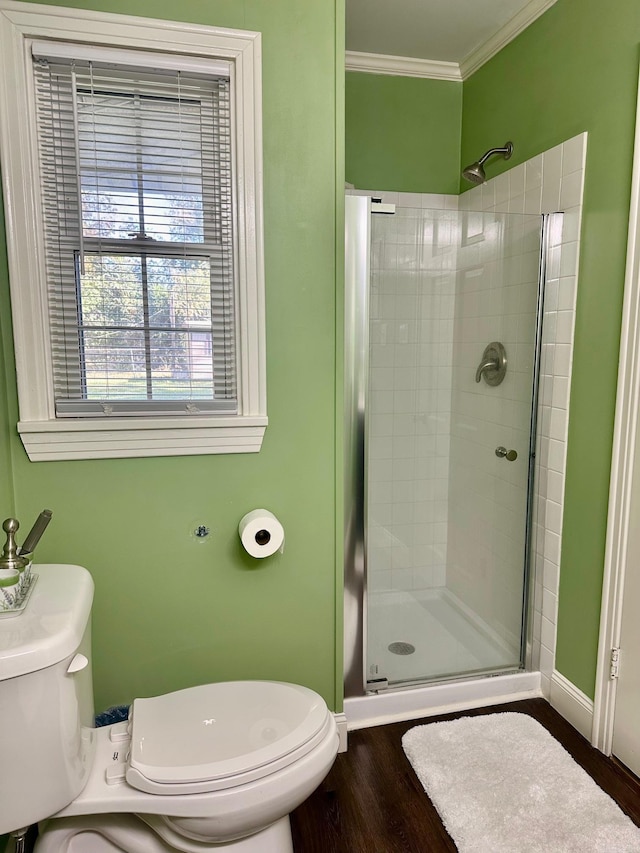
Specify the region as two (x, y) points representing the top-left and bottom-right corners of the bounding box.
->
(0, 4), (265, 460)
(36, 55), (236, 418)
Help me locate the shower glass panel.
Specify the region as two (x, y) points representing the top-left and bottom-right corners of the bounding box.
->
(366, 205), (543, 687)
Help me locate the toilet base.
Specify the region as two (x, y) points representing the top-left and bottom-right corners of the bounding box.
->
(35, 814), (294, 853)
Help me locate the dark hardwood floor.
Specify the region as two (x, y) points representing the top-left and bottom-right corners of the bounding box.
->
(290, 698), (640, 852)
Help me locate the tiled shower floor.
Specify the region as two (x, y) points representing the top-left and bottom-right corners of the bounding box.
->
(367, 588), (519, 685)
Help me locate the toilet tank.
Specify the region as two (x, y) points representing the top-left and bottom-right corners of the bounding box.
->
(0, 564), (95, 835)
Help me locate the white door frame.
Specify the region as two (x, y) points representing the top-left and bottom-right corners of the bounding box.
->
(592, 66), (640, 754)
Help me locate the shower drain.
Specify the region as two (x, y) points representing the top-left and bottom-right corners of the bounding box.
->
(388, 641), (416, 656)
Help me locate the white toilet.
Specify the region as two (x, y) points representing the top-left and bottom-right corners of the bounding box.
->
(0, 565), (339, 852)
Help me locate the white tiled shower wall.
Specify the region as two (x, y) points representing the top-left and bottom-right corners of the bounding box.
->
(349, 132), (586, 695)
(366, 196), (458, 593)
(460, 133), (586, 697)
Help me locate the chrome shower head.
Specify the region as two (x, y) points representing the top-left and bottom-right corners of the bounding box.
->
(462, 161), (487, 184)
(462, 141), (514, 185)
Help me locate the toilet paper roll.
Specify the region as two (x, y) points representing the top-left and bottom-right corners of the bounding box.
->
(239, 509), (285, 558)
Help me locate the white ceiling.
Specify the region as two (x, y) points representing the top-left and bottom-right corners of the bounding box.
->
(346, 0), (538, 64)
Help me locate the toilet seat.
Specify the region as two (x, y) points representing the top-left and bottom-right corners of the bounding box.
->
(126, 681), (331, 796)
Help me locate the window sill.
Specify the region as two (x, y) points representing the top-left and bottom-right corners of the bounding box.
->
(18, 416), (268, 461)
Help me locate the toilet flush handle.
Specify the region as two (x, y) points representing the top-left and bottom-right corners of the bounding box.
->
(67, 653), (89, 674)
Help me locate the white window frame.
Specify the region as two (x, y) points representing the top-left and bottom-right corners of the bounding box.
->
(0, 1), (266, 460)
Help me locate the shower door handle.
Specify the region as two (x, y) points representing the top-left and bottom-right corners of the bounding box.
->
(495, 446), (518, 461)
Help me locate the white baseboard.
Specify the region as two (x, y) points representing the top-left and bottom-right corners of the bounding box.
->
(549, 670), (594, 739)
(334, 712), (348, 752)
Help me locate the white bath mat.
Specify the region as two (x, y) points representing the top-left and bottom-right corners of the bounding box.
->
(402, 712), (640, 853)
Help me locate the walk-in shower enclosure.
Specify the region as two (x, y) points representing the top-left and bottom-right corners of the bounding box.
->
(344, 195), (547, 696)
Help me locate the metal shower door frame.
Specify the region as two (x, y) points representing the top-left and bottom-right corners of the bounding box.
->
(343, 194), (371, 698)
(343, 199), (551, 697)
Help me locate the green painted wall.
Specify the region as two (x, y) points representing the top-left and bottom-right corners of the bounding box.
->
(0, 0), (344, 713)
(345, 72), (462, 193)
(3, 0), (629, 721)
(462, 0), (639, 697)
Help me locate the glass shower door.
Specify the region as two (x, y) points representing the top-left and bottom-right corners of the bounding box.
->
(365, 205), (543, 688)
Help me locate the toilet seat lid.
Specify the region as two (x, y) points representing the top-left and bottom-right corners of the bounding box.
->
(127, 681), (329, 789)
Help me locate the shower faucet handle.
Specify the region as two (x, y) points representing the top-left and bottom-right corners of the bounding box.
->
(475, 358), (499, 383)
(475, 342), (507, 386)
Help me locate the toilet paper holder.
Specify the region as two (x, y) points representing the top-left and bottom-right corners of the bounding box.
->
(254, 529), (272, 546)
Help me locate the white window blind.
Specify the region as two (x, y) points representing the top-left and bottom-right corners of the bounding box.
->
(32, 49), (237, 418)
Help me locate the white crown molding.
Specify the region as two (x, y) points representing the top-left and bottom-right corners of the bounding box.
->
(460, 0), (558, 79)
(346, 0), (558, 82)
(345, 50), (462, 82)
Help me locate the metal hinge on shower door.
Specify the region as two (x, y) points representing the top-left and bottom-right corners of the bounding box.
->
(366, 677), (389, 693)
(366, 663), (389, 693)
(610, 647), (620, 679)
(371, 198), (396, 215)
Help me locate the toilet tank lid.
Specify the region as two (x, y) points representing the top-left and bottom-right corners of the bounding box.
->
(0, 564), (94, 680)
